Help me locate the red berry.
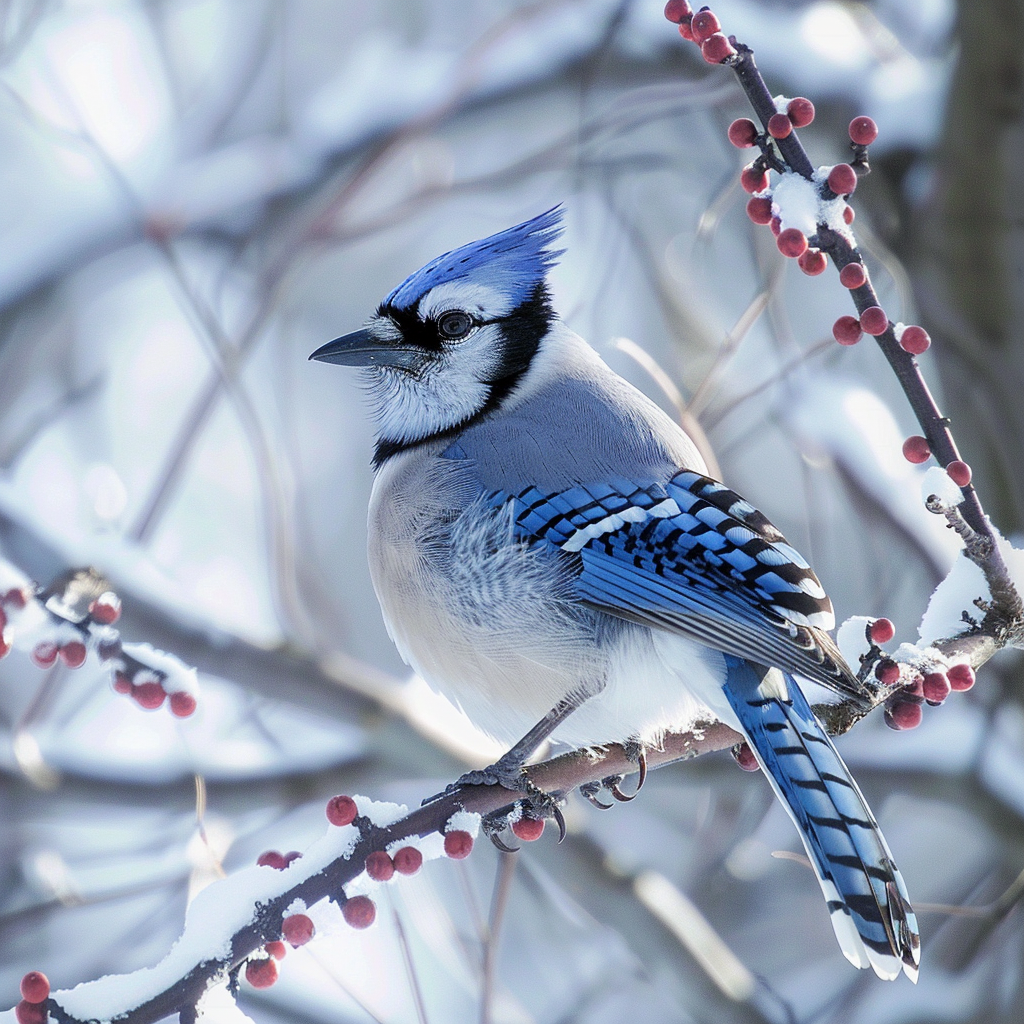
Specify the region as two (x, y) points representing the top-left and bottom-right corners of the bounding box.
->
(282, 851), (302, 866)
(0, 606), (6, 631)
(947, 460), (972, 487)
(20, 973), (50, 1004)
(511, 817), (545, 842)
(15, 1002), (47, 1024)
(922, 672), (951, 704)
(3, 587), (28, 609)
(902, 435), (931, 464)
(885, 701), (923, 731)
(342, 895), (376, 929)
(777, 228), (807, 258)
(741, 167), (768, 195)
(701, 33), (736, 64)
(839, 263), (867, 289)
(393, 846), (424, 875)
(869, 618), (895, 645)
(169, 691), (197, 718)
(727, 118), (758, 148)
(948, 663), (976, 691)
(904, 676), (925, 699)
(365, 850), (395, 881)
(444, 830), (474, 860)
(900, 325), (931, 355)
(843, 205), (855, 225)
(690, 8), (720, 43)
(245, 957), (278, 989)
(787, 97), (815, 128)
(733, 741), (760, 771)
(849, 115), (878, 146)
(833, 315), (862, 345)
(133, 680), (166, 710)
(112, 671), (133, 694)
(266, 940), (287, 961)
(798, 249), (827, 275)
(828, 163), (858, 196)
(257, 850), (287, 869)
(283, 913), (315, 946)
(0, 631), (10, 659)
(32, 641), (58, 668)
(89, 593), (121, 625)
(59, 641), (87, 669)
(678, 17), (695, 41)
(663, 0), (692, 21)
(767, 112), (792, 139)
(326, 794), (358, 827)
(746, 196), (773, 224)
(740, 164), (768, 194)
(860, 306), (889, 336)
(875, 659), (900, 685)
(769, 215), (782, 236)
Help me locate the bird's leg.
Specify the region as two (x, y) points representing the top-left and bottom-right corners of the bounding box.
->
(455, 693), (584, 791)
(425, 692), (592, 843)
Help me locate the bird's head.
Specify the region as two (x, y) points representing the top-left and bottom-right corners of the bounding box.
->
(310, 207), (564, 465)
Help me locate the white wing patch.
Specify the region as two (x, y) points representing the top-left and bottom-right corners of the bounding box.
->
(561, 497), (681, 553)
(756, 668), (790, 702)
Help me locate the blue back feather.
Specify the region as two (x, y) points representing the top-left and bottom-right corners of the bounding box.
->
(384, 207), (565, 311)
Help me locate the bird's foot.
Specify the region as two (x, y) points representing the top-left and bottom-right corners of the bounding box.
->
(422, 752), (567, 849)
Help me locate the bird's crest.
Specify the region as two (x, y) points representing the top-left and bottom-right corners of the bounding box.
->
(383, 207), (565, 312)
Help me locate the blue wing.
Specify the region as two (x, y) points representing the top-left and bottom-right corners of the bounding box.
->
(494, 468), (866, 702)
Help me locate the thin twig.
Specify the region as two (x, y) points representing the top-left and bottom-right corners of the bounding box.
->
(480, 853), (517, 1024)
(394, 906), (431, 1024)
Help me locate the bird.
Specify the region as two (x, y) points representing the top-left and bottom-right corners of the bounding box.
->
(310, 207), (920, 981)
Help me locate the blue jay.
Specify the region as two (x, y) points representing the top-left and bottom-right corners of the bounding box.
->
(310, 208), (919, 981)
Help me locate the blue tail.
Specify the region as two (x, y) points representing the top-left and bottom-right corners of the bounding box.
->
(723, 656), (920, 981)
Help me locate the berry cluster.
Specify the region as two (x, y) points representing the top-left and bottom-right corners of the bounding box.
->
(15, 972), (49, 1024)
(256, 849), (302, 869)
(320, 792), (470, 945)
(860, 618), (977, 731)
(664, 2), (736, 64)
(243, 911), (317, 990)
(0, 565), (200, 718)
(110, 666), (196, 716)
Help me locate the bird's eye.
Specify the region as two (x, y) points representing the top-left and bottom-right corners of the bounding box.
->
(436, 310), (473, 340)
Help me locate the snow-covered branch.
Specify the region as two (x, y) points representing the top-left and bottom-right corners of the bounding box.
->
(11, 723), (738, 1024)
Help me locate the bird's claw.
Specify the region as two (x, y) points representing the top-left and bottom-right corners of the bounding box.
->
(580, 781), (615, 809)
(579, 747), (647, 806)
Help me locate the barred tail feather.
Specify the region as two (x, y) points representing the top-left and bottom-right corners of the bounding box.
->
(723, 656), (920, 982)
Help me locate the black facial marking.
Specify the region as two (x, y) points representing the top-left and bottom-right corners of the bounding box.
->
(376, 302), (445, 352)
(373, 281), (555, 468)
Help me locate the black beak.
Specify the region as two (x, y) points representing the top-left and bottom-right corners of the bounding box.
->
(309, 328), (422, 369)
